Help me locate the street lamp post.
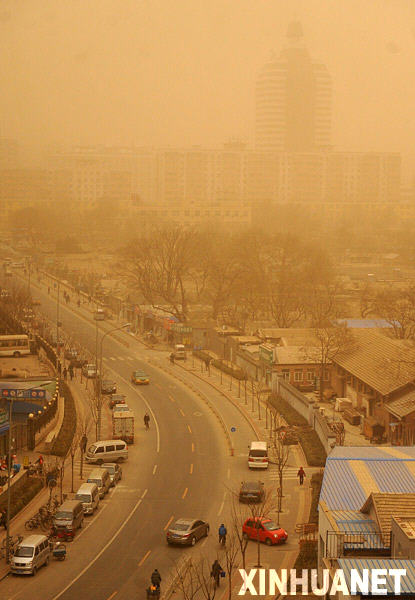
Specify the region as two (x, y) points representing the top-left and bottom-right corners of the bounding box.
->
(97, 323), (131, 440)
(56, 279), (60, 369)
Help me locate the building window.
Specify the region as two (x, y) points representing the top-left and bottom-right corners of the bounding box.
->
(281, 370), (290, 381)
(324, 370), (330, 381)
(306, 371), (314, 382)
(294, 370), (303, 382)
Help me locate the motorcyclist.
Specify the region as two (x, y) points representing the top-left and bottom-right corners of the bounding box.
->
(218, 523), (227, 545)
(151, 569), (162, 590)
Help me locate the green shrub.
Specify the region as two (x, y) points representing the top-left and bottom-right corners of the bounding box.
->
(309, 471), (324, 524)
(50, 381), (77, 457)
(0, 476), (43, 520)
(294, 540), (318, 571)
(268, 394), (326, 467)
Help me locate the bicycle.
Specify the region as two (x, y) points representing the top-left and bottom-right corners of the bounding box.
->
(0, 534), (23, 558)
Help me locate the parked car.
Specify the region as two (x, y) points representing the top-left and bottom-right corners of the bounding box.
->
(239, 481), (265, 503)
(82, 363), (98, 378)
(131, 370), (149, 385)
(101, 379), (117, 395)
(109, 394), (127, 409)
(242, 517), (288, 546)
(93, 308), (106, 321)
(101, 462), (122, 486)
(166, 518), (209, 546)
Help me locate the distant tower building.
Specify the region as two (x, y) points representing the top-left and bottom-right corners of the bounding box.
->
(255, 21), (332, 152)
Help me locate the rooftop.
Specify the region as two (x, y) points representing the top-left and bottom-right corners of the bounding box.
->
(320, 447), (415, 511)
(361, 493), (415, 538)
(334, 329), (415, 396)
(337, 558), (415, 595)
(274, 346), (319, 365)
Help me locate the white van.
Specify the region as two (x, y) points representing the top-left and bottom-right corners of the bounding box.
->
(75, 482), (100, 514)
(87, 468), (111, 499)
(85, 439), (128, 464)
(11, 534), (51, 575)
(173, 344), (186, 359)
(248, 441), (269, 469)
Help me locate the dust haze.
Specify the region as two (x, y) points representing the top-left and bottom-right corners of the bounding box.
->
(1, 0), (415, 166)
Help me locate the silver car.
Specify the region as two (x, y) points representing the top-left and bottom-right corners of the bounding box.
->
(101, 463), (122, 486)
(166, 518), (209, 546)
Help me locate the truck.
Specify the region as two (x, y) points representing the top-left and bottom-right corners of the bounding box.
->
(112, 410), (134, 444)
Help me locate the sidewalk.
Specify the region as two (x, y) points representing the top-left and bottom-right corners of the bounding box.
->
(158, 355), (315, 599)
(0, 373), (112, 581)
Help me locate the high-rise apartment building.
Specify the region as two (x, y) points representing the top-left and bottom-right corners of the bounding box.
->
(255, 21), (332, 152)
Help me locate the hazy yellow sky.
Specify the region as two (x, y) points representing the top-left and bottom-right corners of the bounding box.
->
(1, 0), (415, 174)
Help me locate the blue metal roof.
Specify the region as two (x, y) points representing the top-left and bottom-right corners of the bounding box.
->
(338, 558), (415, 594)
(337, 318), (393, 329)
(331, 511), (386, 550)
(321, 447), (415, 510)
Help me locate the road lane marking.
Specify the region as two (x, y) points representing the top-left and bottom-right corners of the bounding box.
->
(110, 356), (116, 361)
(191, 442), (195, 452)
(142, 488), (148, 499)
(217, 491), (227, 516)
(164, 515), (174, 530)
(138, 549), (151, 567)
(179, 408), (185, 417)
(153, 464), (157, 475)
(189, 463), (193, 474)
(182, 487), (188, 499)
(106, 592), (118, 600)
(168, 394), (175, 402)
(187, 425), (192, 434)
(51, 492), (147, 600)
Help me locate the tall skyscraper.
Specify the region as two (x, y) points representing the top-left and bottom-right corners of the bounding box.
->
(255, 21), (332, 152)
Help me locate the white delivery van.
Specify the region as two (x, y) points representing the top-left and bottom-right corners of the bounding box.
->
(75, 482), (100, 514)
(173, 344), (186, 360)
(248, 441), (269, 469)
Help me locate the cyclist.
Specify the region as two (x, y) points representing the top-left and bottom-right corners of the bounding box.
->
(218, 523), (227, 545)
(211, 559), (223, 587)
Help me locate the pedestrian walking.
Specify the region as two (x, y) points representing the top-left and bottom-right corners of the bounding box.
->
(297, 466), (306, 485)
(68, 363), (74, 380)
(211, 560), (223, 588)
(63, 367), (68, 381)
(169, 353), (175, 365)
(80, 434), (88, 453)
(144, 413), (150, 430)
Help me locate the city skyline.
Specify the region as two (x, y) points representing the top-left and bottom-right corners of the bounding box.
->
(1, 1), (415, 180)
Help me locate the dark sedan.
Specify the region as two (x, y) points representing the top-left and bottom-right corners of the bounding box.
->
(166, 518), (209, 546)
(239, 481), (265, 503)
(101, 379), (117, 395)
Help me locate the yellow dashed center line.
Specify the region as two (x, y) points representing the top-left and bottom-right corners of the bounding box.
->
(179, 408), (185, 417)
(164, 515), (174, 531)
(138, 549), (151, 567)
(182, 487), (188, 499)
(187, 425), (192, 434)
(191, 442), (195, 452)
(190, 463), (193, 474)
(106, 592), (118, 600)
(168, 394), (175, 402)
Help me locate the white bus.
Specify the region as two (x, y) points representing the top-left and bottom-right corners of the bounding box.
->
(0, 334), (31, 357)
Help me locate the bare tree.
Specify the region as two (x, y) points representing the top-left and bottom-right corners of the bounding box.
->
(174, 556), (218, 600)
(122, 226), (199, 322)
(272, 434), (290, 523)
(221, 533), (240, 600)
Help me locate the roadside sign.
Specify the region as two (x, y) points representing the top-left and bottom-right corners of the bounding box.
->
(23, 455), (29, 467)
(230, 426), (236, 432)
(1, 388), (47, 399)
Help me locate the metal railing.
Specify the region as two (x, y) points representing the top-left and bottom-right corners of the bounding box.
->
(325, 529), (390, 558)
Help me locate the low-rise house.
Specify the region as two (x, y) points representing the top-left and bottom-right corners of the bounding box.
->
(318, 447), (415, 597)
(331, 329), (415, 444)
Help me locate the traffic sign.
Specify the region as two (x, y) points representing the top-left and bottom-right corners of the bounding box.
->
(230, 426), (236, 432)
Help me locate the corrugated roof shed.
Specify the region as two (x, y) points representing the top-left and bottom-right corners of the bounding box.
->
(385, 391), (415, 418)
(321, 447), (415, 510)
(330, 510), (386, 550)
(334, 329), (415, 396)
(338, 558), (415, 594)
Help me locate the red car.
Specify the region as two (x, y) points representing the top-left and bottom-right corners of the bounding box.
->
(242, 517), (288, 546)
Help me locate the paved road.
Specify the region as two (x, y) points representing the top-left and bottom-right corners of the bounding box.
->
(0, 274), (259, 600)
